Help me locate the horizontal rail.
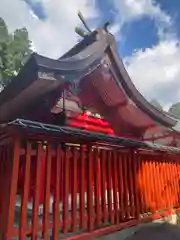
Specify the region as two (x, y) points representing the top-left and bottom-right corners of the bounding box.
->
(2, 118), (180, 153)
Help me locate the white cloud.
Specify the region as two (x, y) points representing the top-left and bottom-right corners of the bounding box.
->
(111, 0), (180, 109)
(124, 39), (180, 108)
(0, 0), (98, 58)
(112, 0), (172, 39)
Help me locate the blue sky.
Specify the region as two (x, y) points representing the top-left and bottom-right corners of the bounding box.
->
(1, 0), (180, 108)
(21, 0), (179, 57)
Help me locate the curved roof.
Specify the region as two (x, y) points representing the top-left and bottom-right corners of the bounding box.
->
(0, 27), (179, 145)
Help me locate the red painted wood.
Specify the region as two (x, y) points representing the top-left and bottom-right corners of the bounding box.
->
(2, 140), (20, 239)
(148, 158), (156, 213)
(151, 159), (158, 211)
(2, 134), (180, 239)
(172, 159), (178, 207)
(127, 152), (135, 218)
(87, 147), (93, 231)
(117, 153), (124, 222)
(137, 155), (143, 214)
(132, 152), (140, 219)
(79, 147), (86, 230)
(122, 153), (129, 220)
(106, 151), (113, 224)
(166, 161), (172, 209)
(62, 147), (70, 234)
(43, 144), (52, 240)
(138, 157), (148, 213)
(144, 159), (151, 213)
(94, 148), (101, 226)
(0, 146), (5, 232)
(0, 146), (5, 223)
(52, 146), (61, 240)
(161, 159), (167, 209)
(72, 147), (78, 232)
(19, 142), (31, 239)
(32, 143), (43, 240)
(112, 151), (119, 224)
(100, 149), (107, 223)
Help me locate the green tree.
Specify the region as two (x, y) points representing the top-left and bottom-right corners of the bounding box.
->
(0, 17), (32, 87)
(168, 102), (180, 119)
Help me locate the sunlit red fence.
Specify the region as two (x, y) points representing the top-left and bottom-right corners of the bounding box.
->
(0, 126), (180, 239)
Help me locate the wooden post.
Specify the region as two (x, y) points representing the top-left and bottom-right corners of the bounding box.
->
(0, 139), (20, 239)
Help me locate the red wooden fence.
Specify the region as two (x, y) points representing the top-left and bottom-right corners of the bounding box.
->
(0, 135), (180, 239)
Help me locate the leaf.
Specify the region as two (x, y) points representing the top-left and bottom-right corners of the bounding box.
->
(0, 18), (32, 87)
(0, 18), (9, 42)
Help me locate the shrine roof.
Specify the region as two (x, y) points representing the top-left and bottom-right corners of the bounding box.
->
(0, 26), (180, 144)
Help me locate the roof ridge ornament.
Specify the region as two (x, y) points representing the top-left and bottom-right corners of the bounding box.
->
(78, 10), (92, 33)
(75, 11), (91, 38)
(75, 11), (111, 38)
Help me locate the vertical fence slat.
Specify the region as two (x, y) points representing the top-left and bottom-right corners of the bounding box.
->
(32, 143), (43, 240)
(177, 157), (180, 208)
(148, 158), (156, 214)
(0, 146), (5, 234)
(151, 159), (158, 212)
(52, 146), (61, 240)
(145, 158), (151, 213)
(136, 154), (143, 215)
(1, 140), (20, 239)
(0, 146), (6, 229)
(140, 157), (148, 214)
(122, 153), (129, 220)
(106, 151), (113, 224)
(162, 158), (168, 211)
(101, 149), (107, 223)
(175, 158), (180, 208)
(87, 147), (93, 231)
(19, 142), (31, 239)
(127, 152), (135, 218)
(112, 151), (119, 224)
(172, 158), (178, 208)
(159, 159), (165, 211)
(43, 144), (52, 240)
(72, 147), (78, 232)
(167, 160), (173, 209)
(117, 153), (124, 222)
(63, 147), (70, 234)
(94, 148), (101, 226)
(80, 146), (86, 230)
(132, 152), (140, 219)
(156, 160), (162, 211)
(0, 146), (3, 217)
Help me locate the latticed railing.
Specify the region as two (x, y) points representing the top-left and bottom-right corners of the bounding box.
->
(0, 120), (180, 239)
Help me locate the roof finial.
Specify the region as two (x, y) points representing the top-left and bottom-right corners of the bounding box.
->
(75, 10), (92, 37)
(77, 10), (92, 33)
(103, 21), (110, 33)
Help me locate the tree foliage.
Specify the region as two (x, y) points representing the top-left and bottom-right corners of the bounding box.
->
(168, 102), (180, 119)
(0, 17), (32, 87)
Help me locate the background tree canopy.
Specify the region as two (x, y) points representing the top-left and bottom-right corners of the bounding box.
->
(150, 99), (180, 119)
(0, 17), (32, 87)
(168, 102), (180, 119)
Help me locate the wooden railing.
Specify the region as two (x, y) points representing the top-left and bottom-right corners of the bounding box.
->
(0, 136), (180, 239)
